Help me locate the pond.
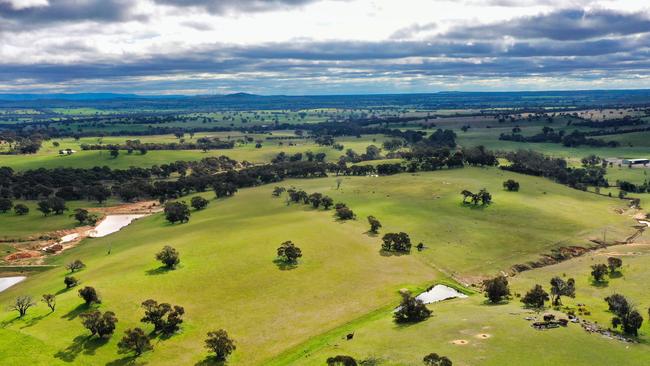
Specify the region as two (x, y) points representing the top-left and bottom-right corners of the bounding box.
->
(0, 276), (26, 293)
(88, 214), (146, 238)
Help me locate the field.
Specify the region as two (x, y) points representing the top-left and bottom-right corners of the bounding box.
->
(0, 134), (389, 170)
(0, 168), (642, 365)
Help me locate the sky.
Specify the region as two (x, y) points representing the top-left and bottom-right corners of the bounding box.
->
(0, 0), (649, 95)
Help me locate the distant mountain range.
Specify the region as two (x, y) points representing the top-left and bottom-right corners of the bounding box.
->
(0, 90), (649, 110)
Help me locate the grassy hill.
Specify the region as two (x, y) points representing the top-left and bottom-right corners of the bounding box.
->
(0, 168), (639, 365)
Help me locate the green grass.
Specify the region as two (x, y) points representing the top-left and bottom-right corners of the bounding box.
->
(0, 135), (388, 170)
(0, 201), (110, 240)
(0, 168), (638, 365)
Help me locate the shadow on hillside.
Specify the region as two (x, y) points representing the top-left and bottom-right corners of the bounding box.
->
(61, 303), (95, 321)
(378, 250), (409, 257)
(106, 355), (146, 366)
(609, 271), (623, 279)
(20, 311), (52, 329)
(56, 287), (75, 296)
(54, 334), (108, 362)
(145, 266), (174, 276)
(364, 231), (379, 237)
(195, 356), (227, 366)
(590, 280), (609, 288)
(273, 258), (298, 271)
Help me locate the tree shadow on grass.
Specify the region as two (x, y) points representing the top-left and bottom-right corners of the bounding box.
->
(54, 334), (109, 362)
(273, 258), (298, 271)
(609, 271), (623, 279)
(56, 287), (76, 296)
(106, 355), (146, 366)
(364, 231), (378, 237)
(61, 303), (96, 321)
(20, 311), (52, 329)
(195, 356), (227, 366)
(378, 250), (410, 257)
(590, 280), (609, 288)
(145, 266), (174, 276)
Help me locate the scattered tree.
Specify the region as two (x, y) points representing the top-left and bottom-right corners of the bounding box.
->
(503, 179), (520, 192)
(164, 201), (190, 224)
(591, 263), (608, 283)
(549, 277), (575, 306)
(605, 294), (644, 336)
(66, 259), (86, 273)
(118, 328), (152, 356)
(327, 355), (358, 366)
(205, 329), (236, 361)
(78, 286), (100, 306)
(42, 294), (56, 312)
(0, 198), (12, 213)
(521, 284), (549, 309)
(381, 232), (411, 253)
(10, 295), (36, 317)
(64, 276), (78, 288)
(190, 196), (209, 210)
(423, 353), (453, 366)
(394, 291), (431, 323)
(607, 257), (623, 274)
(483, 276), (510, 303)
(156, 246), (180, 269)
(321, 196), (334, 209)
(140, 299), (185, 335)
(367, 216), (382, 234)
(277, 241), (302, 263)
(272, 186), (286, 197)
(80, 310), (118, 338)
(72, 208), (99, 225)
(335, 205), (355, 220)
(14, 204), (29, 215)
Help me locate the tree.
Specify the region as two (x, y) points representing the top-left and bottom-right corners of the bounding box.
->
(591, 263), (608, 283)
(205, 329), (236, 361)
(66, 259), (86, 273)
(477, 189), (492, 205)
(607, 257), (623, 274)
(140, 299), (185, 335)
(164, 201), (190, 224)
(42, 294), (56, 312)
(521, 284), (549, 309)
(327, 355), (358, 366)
(272, 186), (286, 197)
(461, 190), (474, 204)
(78, 286), (100, 306)
(605, 294), (643, 336)
(156, 246), (180, 269)
(335, 205), (355, 220)
(118, 328), (152, 356)
(321, 196), (334, 209)
(423, 353), (453, 366)
(48, 197), (68, 215)
(10, 296), (35, 317)
(0, 197), (12, 213)
(80, 310), (118, 338)
(64, 276), (78, 288)
(367, 216), (382, 234)
(37, 200), (52, 216)
(381, 232), (411, 253)
(549, 277), (575, 306)
(87, 185), (111, 204)
(109, 148), (119, 158)
(190, 196), (209, 210)
(503, 179), (520, 192)
(277, 241), (302, 263)
(394, 291), (431, 323)
(483, 276), (510, 303)
(308, 192), (323, 208)
(72, 208), (98, 225)
(14, 204), (29, 215)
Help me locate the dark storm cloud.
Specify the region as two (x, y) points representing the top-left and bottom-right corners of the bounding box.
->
(153, 0), (333, 14)
(0, 0), (139, 25)
(445, 8), (650, 41)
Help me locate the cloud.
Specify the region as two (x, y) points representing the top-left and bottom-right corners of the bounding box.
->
(0, 0), (140, 26)
(445, 8), (650, 41)
(153, 0), (331, 14)
(390, 23), (437, 40)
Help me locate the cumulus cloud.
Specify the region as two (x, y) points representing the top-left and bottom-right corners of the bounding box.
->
(153, 0), (332, 14)
(0, 0), (140, 25)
